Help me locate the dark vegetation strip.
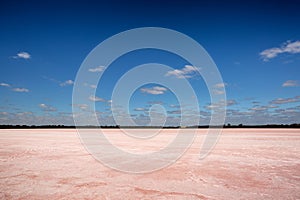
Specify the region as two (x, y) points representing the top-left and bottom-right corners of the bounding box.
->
(0, 124), (299, 129)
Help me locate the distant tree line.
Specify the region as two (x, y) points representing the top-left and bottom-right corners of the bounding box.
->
(0, 125), (119, 129)
(221, 123), (300, 128)
(0, 124), (299, 129)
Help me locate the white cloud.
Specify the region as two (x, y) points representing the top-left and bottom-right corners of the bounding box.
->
(260, 48), (282, 61)
(83, 83), (97, 89)
(260, 40), (300, 61)
(88, 66), (105, 72)
(39, 104), (57, 112)
(72, 104), (88, 110)
(267, 105), (278, 109)
(140, 86), (167, 95)
(214, 83), (227, 88)
(89, 95), (106, 102)
(282, 80), (299, 87)
(285, 41), (300, 54)
(225, 100), (237, 106)
(39, 104), (47, 108)
(0, 83), (10, 87)
(165, 65), (200, 79)
(60, 80), (74, 86)
(12, 88), (29, 92)
(212, 89), (225, 95)
(13, 52), (31, 59)
(134, 107), (148, 111)
(205, 104), (218, 110)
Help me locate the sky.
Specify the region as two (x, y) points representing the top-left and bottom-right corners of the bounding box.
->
(0, 0), (300, 125)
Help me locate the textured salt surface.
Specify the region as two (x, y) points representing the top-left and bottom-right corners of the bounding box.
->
(0, 129), (299, 199)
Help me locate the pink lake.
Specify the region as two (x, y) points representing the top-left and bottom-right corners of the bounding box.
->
(0, 129), (299, 199)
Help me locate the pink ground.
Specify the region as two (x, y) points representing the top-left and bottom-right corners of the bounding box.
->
(0, 129), (299, 199)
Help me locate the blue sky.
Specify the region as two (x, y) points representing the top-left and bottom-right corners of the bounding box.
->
(0, 0), (300, 125)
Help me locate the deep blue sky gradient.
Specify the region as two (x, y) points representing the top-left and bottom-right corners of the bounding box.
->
(0, 0), (300, 125)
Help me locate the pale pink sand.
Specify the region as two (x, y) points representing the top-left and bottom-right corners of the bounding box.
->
(0, 129), (299, 199)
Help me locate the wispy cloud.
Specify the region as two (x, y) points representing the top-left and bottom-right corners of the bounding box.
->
(140, 86), (167, 95)
(0, 83), (11, 87)
(43, 76), (74, 87)
(89, 95), (106, 102)
(212, 82), (227, 95)
(169, 104), (180, 108)
(59, 80), (74, 86)
(249, 106), (268, 111)
(1, 82), (29, 92)
(12, 88), (29, 92)
(39, 104), (57, 112)
(148, 101), (164, 105)
(282, 80), (299, 87)
(212, 90), (225, 95)
(205, 99), (237, 110)
(165, 65), (199, 79)
(13, 52), (31, 59)
(260, 40), (300, 61)
(270, 96), (300, 104)
(88, 66), (105, 72)
(167, 110), (181, 114)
